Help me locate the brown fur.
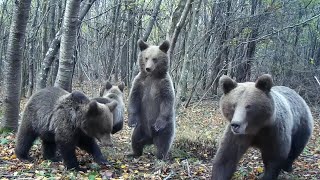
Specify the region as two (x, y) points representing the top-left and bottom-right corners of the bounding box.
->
(15, 87), (117, 171)
(127, 39), (175, 159)
(211, 74), (313, 180)
(96, 81), (125, 134)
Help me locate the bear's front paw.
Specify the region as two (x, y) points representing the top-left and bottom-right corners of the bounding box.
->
(152, 118), (167, 132)
(128, 114), (139, 127)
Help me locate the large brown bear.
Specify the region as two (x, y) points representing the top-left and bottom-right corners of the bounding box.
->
(95, 81), (125, 134)
(15, 87), (117, 171)
(127, 39), (176, 159)
(211, 74), (313, 180)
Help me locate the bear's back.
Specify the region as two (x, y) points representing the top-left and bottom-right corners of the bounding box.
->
(271, 86), (313, 132)
(26, 87), (68, 131)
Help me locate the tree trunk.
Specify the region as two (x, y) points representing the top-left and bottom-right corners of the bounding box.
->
(54, 0), (82, 91)
(0, 1), (9, 79)
(142, 0), (163, 41)
(168, 0), (193, 62)
(37, 0), (96, 90)
(27, 0), (40, 98)
(41, 0), (49, 59)
(176, 0), (202, 108)
(235, 0), (260, 82)
(106, 0), (121, 80)
(1, 0), (32, 130)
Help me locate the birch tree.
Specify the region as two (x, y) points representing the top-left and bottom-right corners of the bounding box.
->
(54, 0), (82, 91)
(1, 0), (32, 130)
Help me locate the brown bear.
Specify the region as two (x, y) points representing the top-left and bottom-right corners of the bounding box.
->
(94, 81), (125, 134)
(127, 39), (176, 159)
(15, 87), (117, 171)
(211, 74), (314, 180)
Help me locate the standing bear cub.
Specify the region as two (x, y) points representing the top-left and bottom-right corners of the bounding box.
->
(15, 87), (117, 171)
(128, 39), (176, 159)
(211, 74), (313, 180)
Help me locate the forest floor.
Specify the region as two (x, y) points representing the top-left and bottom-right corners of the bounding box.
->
(0, 88), (319, 179)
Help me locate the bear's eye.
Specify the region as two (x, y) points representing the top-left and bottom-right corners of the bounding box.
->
(245, 105), (252, 110)
(153, 58), (158, 63)
(231, 103), (236, 109)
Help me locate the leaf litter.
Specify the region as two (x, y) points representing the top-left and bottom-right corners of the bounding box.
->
(0, 92), (319, 180)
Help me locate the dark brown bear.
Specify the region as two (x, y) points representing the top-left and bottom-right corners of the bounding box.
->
(15, 87), (117, 171)
(127, 39), (176, 159)
(211, 74), (313, 180)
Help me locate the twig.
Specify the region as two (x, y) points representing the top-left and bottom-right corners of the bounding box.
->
(315, 76), (320, 87)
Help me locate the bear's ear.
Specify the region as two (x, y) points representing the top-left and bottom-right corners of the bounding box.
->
(71, 91), (88, 103)
(107, 101), (118, 112)
(159, 40), (170, 53)
(138, 39), (149, 51)
(88, 100), (99, 115)
(118, 82), (125, 92)
(255, 74), (273, 92)
(219, 75), (237, 94)
(105, 81), (112, 90)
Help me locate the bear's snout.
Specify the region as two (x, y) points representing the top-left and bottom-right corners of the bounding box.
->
(231, 123), (240, 132)
(145, 60), (155, 73)
(230, 120), (247, 135)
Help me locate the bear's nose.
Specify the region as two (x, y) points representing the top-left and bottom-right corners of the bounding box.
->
(231, 123), (240, 131)
(146, 68), (151, 72)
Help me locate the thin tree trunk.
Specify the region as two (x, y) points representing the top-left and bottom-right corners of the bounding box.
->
(38, 0), (96, 90)
(176, 0), (201, 109)
(106, 0), (120, 80)
(1, 0), (32, 130)
(168, 0), (193, 62)
(142, 0), (163, 41)
(42, 1), (49, 59)
(27, 0), (40, 97)
(54, 0), (82, 91)
(0, 1), (8, 79)
(235, 0), (260, 82)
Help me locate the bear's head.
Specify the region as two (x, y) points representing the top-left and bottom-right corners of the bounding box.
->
(219, 74), (275, 135)
(138, 39), (170, 77)
(82, 100), (118, 146)
(99, 81), (125, 98)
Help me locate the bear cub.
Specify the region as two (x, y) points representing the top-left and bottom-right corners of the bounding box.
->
(15, 87), (117, 171)
(127, 39), (176, 159)
(211, 74), (313, 180)
(94, 81), (125, 135)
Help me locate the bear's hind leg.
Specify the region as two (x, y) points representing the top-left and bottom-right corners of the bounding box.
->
(153, 130), (173, 160)
(130, 125), (152, 157)
(15, 126), (37, 161)
(77, 133), (108, 165)
(283, 125), (312, 172)
(42, 141), (60, 162)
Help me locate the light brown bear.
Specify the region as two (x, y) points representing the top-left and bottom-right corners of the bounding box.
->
(94, 81), (125, 134)
(211, 74), (313, 180)
(127, 39), (175, 159)
(15, 87), (117, 171)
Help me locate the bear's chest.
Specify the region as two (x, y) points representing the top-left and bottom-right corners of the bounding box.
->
(142, 82), (160, 100)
